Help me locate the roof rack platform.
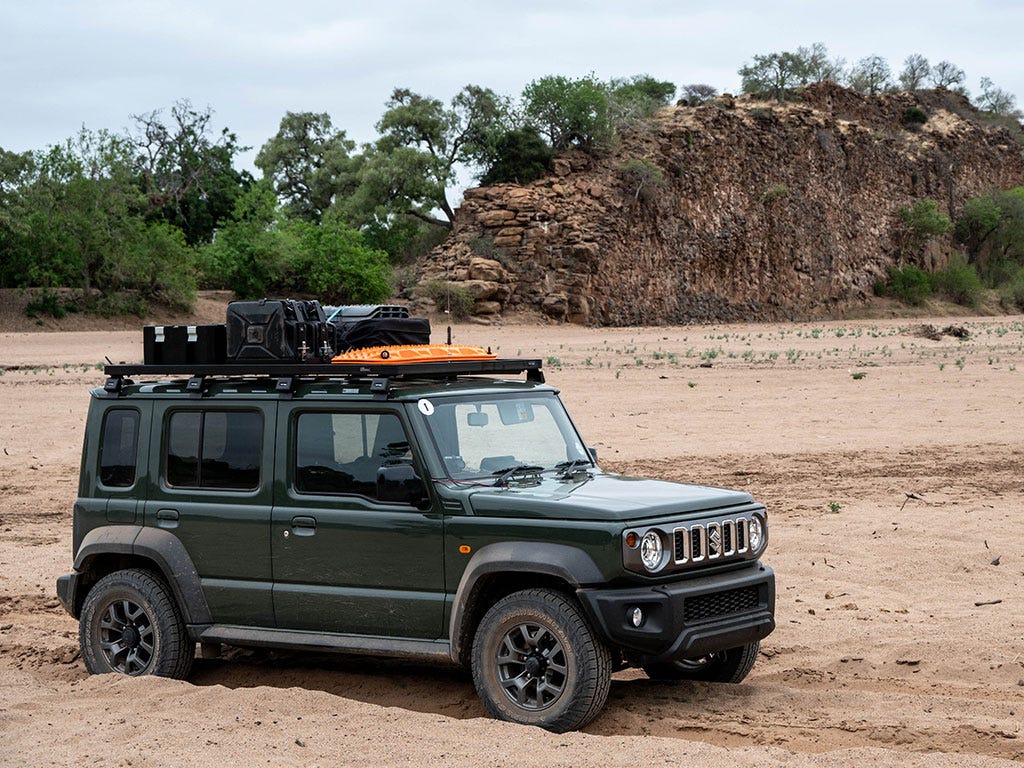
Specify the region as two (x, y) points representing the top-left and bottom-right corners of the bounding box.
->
(103, 358), (545, 384)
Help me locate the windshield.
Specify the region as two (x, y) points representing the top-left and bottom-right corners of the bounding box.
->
(418, 392), (591, 481)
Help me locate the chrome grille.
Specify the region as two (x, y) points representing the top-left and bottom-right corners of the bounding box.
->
(673, 517), (751, 565)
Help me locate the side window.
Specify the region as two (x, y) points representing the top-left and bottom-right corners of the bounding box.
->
(99, 409), (140, 487)
(294, 412), (411, 499)
(165, 410), (262, 490)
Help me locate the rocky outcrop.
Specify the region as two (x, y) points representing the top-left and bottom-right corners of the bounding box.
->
(419, 83), (1024, 324)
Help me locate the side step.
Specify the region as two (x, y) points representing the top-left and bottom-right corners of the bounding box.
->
(198, 625), (454, 662)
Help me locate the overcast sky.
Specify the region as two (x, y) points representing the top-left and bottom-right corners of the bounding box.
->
(3, 0), (1023, 174)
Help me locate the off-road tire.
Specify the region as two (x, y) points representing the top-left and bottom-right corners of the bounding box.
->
(79, 568), (194, 679)
(642, 640), (760, 683)
(470, 588), (611, 732)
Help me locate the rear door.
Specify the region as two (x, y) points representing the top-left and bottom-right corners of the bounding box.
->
(271, 403), (445, 638)
(144, 402), (276, 626)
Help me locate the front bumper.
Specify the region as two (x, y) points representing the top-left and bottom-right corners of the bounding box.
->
(577, 562), (775, 664)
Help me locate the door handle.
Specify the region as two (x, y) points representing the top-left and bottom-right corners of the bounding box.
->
(290, 515), (317, 536)
(156, 509), (179, 529)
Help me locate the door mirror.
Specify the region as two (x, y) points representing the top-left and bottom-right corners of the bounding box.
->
(587, 446), (599, 463)
(377, 463), (430, 508)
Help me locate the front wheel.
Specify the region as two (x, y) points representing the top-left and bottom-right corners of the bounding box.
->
(642, 640), (760, 683)
(79, 568), (194, 679)
(471, 589), (611, 732)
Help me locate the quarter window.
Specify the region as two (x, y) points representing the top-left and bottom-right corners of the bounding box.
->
(165, 410), (262, 490)
(99, 409), (140, 487)
(294, 412), (411, 499)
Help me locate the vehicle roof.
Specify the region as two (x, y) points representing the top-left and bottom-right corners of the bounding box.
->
(91, 376), (556, 402)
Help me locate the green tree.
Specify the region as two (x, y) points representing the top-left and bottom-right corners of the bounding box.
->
(679, 83), (718, 106)
(976, 77), (1022, 118)
(374, 85), (508, 226)
(849, 55), (893, 95)
(738, 51), (805, 101)
(795, 43), (845, 84)
(608, 74), (676, 119)
(899, 54), (930, 90)
(255, 111), (357, 222)
(898, 198), (953, 256)
(130, 100), (251, 245)
(930, 60), (966, 89)
(522, 75), (613, 150)
(479, 126), (553, 185)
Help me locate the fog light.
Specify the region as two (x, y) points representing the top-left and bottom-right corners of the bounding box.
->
(630, 607), (644, 628)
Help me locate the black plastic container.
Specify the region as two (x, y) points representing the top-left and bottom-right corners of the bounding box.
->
(143, 325), (226, 365)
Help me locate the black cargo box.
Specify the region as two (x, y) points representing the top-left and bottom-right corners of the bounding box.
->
(334, 317), (431, 351)
(143, 325), (226, 365)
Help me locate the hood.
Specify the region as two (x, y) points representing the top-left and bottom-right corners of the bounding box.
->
(465, 472), (755, 522)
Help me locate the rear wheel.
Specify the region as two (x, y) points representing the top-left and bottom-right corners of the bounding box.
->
(642, 640), (760, 683)
(79, 568), (193, 679)
(471, 589), (611, 732)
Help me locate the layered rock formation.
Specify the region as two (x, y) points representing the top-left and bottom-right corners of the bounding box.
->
(419, 83), (1024, 324)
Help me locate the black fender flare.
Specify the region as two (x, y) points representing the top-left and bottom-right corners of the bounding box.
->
(72, 525), (212, 625)
(447, 541), (605, 663)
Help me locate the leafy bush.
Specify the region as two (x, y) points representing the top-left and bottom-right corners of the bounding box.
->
(25, 289), (76, 319)
(931, 254), (983, 307)
(479, 126), (553, 185)
(618, 158), (665, 203)
(294, 215), (391, 303)
(898, 198), (952, 256)
(998, 266), (1024, 311)
(901, 106), (928, 128)
(418, 280), (473, 319)
(881, 265), (933, 305)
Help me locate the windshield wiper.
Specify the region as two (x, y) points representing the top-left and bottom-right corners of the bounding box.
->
(492, 464), (545, 486)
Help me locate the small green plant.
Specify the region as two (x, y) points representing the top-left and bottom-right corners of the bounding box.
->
(761, 183), (788, 204)
(25, 289), (77, 319)
(418, 280), (474, 319)
(931, 254), (983, 307)
(827, 501), (843, 514)
(546, 356), (563, 369)
(687, 381), (697, 388)
(850, 371), (867, 380)
(618, 158), (666, 203)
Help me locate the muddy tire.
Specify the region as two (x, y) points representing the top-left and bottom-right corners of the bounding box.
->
(471, 589), (611, 732)
(79, 568), (193, 679)
(643, 640), (760, 684)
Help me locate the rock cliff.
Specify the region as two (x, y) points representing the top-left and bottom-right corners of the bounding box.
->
(418, 83), (1024, 324)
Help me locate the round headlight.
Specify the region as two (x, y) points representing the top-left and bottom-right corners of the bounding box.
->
(640, 530), (664, 571)
(749, 515), (764, 551)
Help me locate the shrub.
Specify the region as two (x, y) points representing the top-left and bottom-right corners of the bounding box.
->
(998, 266), (1024, 311)
(479, 127), (553, 186)
(883, 265), (933, 305)
(418, 280), (473, 319)
(931, 254), (983, 307)
(901, 106), (928, 128)
(25, 289), (76, 319)
(762, 183), (788, 204)
(618, 158), (665, 203)
(898, 198), (952, 256)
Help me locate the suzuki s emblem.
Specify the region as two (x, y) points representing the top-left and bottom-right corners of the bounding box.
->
(708, 526), (722, 554)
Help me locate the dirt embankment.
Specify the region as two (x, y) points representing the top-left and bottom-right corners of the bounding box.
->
(1, 315), (1022, 767)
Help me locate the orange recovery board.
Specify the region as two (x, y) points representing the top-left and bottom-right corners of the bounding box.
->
(331, 344), (497, 365)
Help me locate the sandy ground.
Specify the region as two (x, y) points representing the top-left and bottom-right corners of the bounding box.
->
(0, 315), (1022, 767)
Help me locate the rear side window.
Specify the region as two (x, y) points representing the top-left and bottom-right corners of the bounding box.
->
(165, 410), (262, 490)
(294, 411), (411, 499)
(99, 409), (140, 487)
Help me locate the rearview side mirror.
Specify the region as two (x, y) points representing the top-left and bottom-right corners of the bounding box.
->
(377, 463), (430, 508)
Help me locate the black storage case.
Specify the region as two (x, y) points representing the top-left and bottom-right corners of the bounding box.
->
(143, 325), (226, 365)
(226, 299), (333, 363)
(334, 318), (431, 351)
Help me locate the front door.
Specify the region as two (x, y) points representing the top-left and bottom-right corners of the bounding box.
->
(271, 404), (445, 639)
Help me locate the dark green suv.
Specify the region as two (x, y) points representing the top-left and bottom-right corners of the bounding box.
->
(57, 357), (775, 732)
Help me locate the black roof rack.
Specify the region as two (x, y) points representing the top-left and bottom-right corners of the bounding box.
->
(103, 358), (545, 390)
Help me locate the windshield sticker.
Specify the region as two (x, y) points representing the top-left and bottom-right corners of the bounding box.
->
(417, 398), (435, 416)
